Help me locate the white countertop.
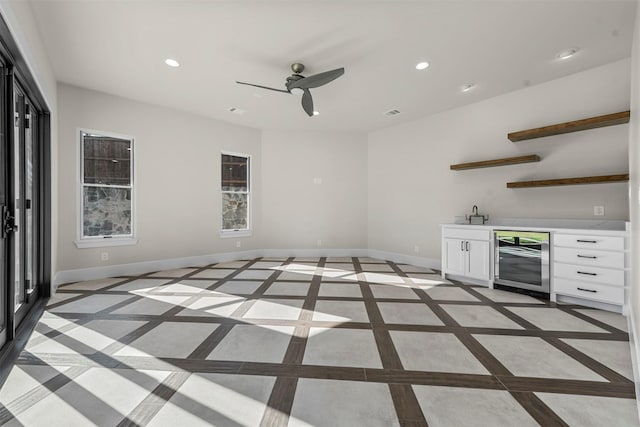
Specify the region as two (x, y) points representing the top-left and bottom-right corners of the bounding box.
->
(442, 218), (629, 235)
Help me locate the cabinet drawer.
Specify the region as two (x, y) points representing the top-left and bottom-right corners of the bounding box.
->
(553, 278), (623, 305)
(442, 227), (490, 241)
(553, 247), (624, 269)
(554, 263), (624, 287)
(554, 234), (624, 251)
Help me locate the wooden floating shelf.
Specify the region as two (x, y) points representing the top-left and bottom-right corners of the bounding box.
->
(450, 154), (541, 171)
(508, 111), (630, 142)
(507, 174), (629, 188)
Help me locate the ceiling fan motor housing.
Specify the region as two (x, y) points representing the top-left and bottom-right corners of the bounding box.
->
(286, 74), (305, 93)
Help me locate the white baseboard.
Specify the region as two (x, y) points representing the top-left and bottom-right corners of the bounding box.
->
(52, 249), (263, 292)
(555, 294), (624, 314)
(260, 248), (370, 259)
(52, 248), (439, 292)
(627, 305), (640, 420)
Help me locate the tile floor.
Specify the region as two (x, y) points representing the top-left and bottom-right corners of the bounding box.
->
(0, 257), (638, 426)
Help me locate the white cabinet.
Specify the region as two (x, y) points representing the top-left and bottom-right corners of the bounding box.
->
(441, 224), (628, 313)
(552, 231), (628, 308)
(443, 238), (466, 276)
(467, 240), (491, 280)
(442, 227), (491, 282)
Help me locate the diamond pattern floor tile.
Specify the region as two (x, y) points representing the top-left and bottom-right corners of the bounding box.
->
(5, 257), (636, 427)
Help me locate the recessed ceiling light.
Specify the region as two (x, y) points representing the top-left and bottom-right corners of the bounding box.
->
(164, 58), (180, 67)
(556, 48), (579, 60)
(415, 61), (430, 70)
(461, 83), (475, 92)
(313, 111), (319, 116)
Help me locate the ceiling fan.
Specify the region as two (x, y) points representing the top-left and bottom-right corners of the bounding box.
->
(236, 63), (345, 117)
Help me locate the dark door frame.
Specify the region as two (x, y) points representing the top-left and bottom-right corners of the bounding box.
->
(0, 13), (51, 350)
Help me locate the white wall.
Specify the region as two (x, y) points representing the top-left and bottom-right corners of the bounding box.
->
(57, 84), (262, 272)
(0, 0), (58, 286)
(261, 130), (368, 250)
(368, 59), (631, 261)
(0, 1), (56, 107)
(57, 85), (369, 274)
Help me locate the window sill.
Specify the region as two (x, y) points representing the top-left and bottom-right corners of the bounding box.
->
(75, 237), (138, 249)
(220, 229), (252, 239)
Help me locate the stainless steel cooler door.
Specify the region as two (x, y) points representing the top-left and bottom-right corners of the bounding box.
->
(494, 231), (550, 292)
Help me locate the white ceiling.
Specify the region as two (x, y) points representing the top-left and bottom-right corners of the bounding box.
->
(29, 0), (637, 132)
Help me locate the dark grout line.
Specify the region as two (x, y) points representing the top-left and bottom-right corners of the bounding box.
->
(116, 371), (192, 427)
(541, 336), (633, 384)
(260, 376), (298, 427)
(557, 306), (629, 334)
(498, 375), (636, 398)
(510, 391), (570, 426)
(260, 257), (324, 427)
(0, 365), (91, 424)
(358, 258), (428, 425)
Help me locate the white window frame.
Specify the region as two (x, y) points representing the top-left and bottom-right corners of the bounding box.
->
(220, 150), (252, 238)
(75, 128), (138, 248)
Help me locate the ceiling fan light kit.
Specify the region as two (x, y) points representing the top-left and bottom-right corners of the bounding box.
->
(236, 63), (344, 117)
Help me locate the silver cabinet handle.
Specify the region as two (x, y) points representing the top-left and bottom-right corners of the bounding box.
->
(577, 271), (597, 276)
(577, 239), (597, 243)
(577, 287), (597, 293)
(465, 241), (470, 251)
(577, 254), (597, 259)
(461, 241), (464, 251)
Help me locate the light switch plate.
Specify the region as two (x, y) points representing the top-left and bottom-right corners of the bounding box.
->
(593, 206), (605, 216)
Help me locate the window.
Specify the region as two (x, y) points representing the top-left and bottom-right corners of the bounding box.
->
(221, 152), (250, 236)
(77, 130), (136, 248)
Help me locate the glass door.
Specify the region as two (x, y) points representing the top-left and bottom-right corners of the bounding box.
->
(0, 62), (7, 348)
(11, 84), (38, 327)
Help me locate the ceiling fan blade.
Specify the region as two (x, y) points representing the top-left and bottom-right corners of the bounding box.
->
(236, 81), (290, 94)
(301, 89), (314, 116)
(290, 68), (344, 90)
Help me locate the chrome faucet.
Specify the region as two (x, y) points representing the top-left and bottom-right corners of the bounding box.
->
(467, 205), (488, 224)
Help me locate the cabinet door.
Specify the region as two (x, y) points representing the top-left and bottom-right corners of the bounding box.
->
(444, 238), (465, 275)
(466, 240), (490, 280)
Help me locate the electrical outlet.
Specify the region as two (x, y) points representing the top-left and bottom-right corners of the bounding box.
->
(101, 252), (109, 261)
(317, 239), (322, 247)
(593, 206), (605, 216)
(236, 241), (241, 248)
(313, 178), (323, 184)
(414, 245), (420, 253)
